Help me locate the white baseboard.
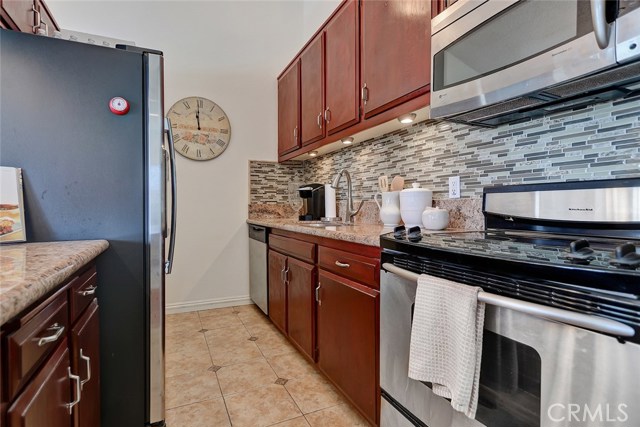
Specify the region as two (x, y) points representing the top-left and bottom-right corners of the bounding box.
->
(166, 295), (253, 314)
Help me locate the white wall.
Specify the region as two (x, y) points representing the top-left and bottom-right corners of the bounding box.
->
(47, 0), (337, 311)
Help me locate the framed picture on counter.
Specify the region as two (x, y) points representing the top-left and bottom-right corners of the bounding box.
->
(0, 167), (26, 243)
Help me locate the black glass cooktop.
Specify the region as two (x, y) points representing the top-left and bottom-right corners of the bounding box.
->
(381, 230), (640, 274)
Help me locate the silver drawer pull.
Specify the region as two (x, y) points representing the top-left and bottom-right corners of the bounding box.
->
(66, 367), (82, 414)
(335, 261), (350, 268)
(80, 349), (91, 389)
(78, 285), (97, 296)
(36, 323), (65, 347)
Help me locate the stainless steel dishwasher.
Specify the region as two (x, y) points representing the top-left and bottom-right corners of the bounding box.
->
(248, 225), (268, 314)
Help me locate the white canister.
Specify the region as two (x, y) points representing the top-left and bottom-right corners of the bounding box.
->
(373, 191), (401, 227)
(400, 183), (433, 228)
(422, 206), (449, 230)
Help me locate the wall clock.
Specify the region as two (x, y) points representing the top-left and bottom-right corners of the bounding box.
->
(166, 96), (231, 161)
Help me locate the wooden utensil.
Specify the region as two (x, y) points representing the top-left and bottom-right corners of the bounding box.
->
(390, 176), (405, 191)
(378, 176), (389, 193)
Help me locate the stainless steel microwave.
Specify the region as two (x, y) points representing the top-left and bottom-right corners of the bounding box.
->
(430, 0), (640, 126)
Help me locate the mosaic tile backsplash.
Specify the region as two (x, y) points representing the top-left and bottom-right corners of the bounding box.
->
(250, 96), (640, 211)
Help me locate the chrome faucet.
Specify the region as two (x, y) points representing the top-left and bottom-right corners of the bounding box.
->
(331, 169), (364, 224)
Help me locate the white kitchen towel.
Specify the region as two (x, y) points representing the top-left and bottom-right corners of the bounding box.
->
(408, 274), (485, 419)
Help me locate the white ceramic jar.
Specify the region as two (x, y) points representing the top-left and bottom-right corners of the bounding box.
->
(374, 191), (401, 227)
(422, 206), (449, 230)
(400, 183), (433, 228)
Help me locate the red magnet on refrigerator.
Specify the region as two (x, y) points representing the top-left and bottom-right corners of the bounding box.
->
(109, 97), (130, 115)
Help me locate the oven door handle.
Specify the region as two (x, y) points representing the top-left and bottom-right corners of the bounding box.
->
(382, 263), (635, 338)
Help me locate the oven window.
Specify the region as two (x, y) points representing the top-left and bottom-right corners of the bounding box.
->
(476, 330), (541, 427)
(433, 0), (592, 91)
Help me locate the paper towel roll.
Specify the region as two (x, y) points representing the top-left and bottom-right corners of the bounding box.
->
(324, 184), (337, 218)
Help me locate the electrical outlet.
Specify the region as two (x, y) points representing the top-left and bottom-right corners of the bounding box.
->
(449, 176), (461, 199)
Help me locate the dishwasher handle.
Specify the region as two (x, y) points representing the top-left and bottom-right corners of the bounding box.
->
(248, 225), (268, 243)
(382, 263), (635, 338)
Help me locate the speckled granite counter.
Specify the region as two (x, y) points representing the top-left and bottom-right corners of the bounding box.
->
(247, 218), (388, 247)
(0, 240), (109, 325)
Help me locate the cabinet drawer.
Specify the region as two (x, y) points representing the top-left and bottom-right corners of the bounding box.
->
(69, 266), (97, 322)
(270, 235), (316, 263)
(318, 246), (379, 289)
(5, 290), (69, 401)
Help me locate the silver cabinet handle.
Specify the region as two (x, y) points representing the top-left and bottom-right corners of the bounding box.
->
(382, 263), (635, 337)
(293, 126), (298, 143)
(315, 283), (321, 306)
(164, 118), (178, 274)
(80, 349), (91, 390)
(361, 83), (369, 104)
(66, 367), (82, 414)
(590, 0), (611, 49)
(324, 108), (331, 123)
(78, 285), (97, 297)
(36, 323), (65, 347)
(280, 264), (286, 284)
(317, 113), (323, 129)
(335, 261), (350, 268)
(31, 4), (41, 33)
(283, 266), (290, 286)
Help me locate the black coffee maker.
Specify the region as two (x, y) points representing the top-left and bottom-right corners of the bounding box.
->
(298, 183), (325, 221)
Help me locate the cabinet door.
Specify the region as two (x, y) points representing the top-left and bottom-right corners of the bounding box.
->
(286, 258), (316, 360)
(7, 342), (73, 427)
(324, 0), (359, 135)
(317, 270), (379, 425)
(0, 0), (36, 33)
(268, 250), (288, 334)
(277, 61), (300, 156)
(300, 33), (325, 146)
(361, 0), (431, 118)
(71, 300), (100, 427)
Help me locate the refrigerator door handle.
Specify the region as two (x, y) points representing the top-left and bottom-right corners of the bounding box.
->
(164, 118), (177, 274)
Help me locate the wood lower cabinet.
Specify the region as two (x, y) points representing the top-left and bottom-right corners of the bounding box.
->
(324, 0), (360, 135)
(316, 269), (379, 426)
(71, 300), (100, 427)
(361, 0), (431, 118)
(268, 249), (288, 333)
(266, 229), (381, 424)
(1, 262), (101, 427)
(286, 257), (316, 359)
(269, 244), (317, 361)
(277, 61), (301, 156)
(6, 342), (72, 427)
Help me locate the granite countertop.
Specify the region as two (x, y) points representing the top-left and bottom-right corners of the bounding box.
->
(0, 240), (109, 326)
(248, 218), (388, 247)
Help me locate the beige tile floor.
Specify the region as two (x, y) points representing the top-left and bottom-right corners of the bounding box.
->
(165, 304), (371, 427)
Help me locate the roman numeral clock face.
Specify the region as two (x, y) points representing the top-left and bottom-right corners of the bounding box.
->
(166, 97), (231, 161)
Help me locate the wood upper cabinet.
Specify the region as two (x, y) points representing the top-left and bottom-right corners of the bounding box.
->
(286, 257), (316, 360)
(71, 300), (100, 427)
(361, 0), (431, 118)
(7, 342), (73, 427)
(324, 0), (360, 135)
(316, 269), (379, 425)
(277, 61), (301, 157)
(300, 33), (325, 146)
(268, 249), (288, 333)
(0, 0), (59, 35)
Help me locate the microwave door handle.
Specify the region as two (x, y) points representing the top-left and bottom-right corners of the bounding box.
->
(164, 118), (177, 274)
(590, 0), (611, 49)
(382, 263), (635, 337)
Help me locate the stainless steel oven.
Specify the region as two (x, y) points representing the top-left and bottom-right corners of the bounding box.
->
(430, 0), (640, 126)
(380, 179), (640, 427)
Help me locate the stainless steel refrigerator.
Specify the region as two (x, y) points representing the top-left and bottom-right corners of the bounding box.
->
(0, 30), (177, 427)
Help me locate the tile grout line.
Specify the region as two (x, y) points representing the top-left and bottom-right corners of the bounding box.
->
(197, 309), (234, 426)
